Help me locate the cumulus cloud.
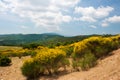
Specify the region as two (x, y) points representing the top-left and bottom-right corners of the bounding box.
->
(102, 16), (120, 27)
(74, 6), (114, 22)
(0, 0), (78, 31)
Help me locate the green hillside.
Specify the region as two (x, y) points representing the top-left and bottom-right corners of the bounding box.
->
(0, 33), (114, 47)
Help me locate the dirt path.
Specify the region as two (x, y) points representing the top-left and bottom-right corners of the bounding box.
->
(0, 49), (120, 80)
(0, 57), (28, 80)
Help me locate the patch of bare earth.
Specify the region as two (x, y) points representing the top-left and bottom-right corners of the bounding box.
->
(0, 49), (120, 80)
(0, 56), (30, 80)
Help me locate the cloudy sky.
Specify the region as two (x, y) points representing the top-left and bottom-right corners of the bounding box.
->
(0, 0), (120, 36)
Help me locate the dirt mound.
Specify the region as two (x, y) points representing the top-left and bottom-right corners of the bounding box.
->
(0, 49), (120, 80)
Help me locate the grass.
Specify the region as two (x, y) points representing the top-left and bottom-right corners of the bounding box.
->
(0, 46), (22, 51)
(0, 46), (37, 57)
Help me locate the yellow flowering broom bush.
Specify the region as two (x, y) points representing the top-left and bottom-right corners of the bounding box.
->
(73, 35), (120, 70)
(57, 45), (74, 57)
(21, 48), (69, 78)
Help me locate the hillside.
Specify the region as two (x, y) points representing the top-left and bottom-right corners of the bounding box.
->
(0, 33), (114, 47)
(0, 33), (64, 46)
(0, 48), (120, 80)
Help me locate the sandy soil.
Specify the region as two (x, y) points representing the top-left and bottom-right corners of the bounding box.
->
(0, 49), (120, 80)
(0, 57), (28, 80)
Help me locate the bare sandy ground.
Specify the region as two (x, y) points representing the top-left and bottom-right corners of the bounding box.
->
(0, 57), (28, 80)
(0, 49), (120, 80)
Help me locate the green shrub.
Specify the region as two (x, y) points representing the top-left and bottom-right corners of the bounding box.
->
(60, 45), (74, 57)
(21, 50), (37, 57)
(80, 52), (97, 70)
(0, 55), (11, 66)
(72, 52), (97, 71)
(21, 58), (44, 79)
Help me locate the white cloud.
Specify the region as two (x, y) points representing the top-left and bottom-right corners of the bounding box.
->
(90, 25), (97, 28)
(0, 0), (79, 31)
(101, 23), (109, 27)
(104, 16), (120, 23)
(75, 6), (95, 16)
(74, 16), (96, 22)
(51, 0), (80, 8)
(102, 16), (120, 27)
(74, 6), (114, 22)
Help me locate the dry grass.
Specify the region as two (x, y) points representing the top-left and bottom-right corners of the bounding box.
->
(0, 46), (22, 52)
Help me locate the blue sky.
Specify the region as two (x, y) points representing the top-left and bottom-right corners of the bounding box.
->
(0, 0), (120, 36)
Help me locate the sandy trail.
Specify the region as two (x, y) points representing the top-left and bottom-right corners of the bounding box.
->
(0, 57), (28, 80)
(0, 49), (120, 80)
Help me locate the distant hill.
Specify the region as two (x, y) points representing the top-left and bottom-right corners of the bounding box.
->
(0, 33), (114, 47)
(0, 33), (63, 46)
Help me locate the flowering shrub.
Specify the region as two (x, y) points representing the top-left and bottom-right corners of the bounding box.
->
(21, 48), (69, 78)
(58, 45), (74, 57)
(73, 35), (120, 70)
(35, 49), (69, 74)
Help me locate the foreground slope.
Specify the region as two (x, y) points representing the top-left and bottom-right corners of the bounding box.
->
(0, 49), (120, 80)
(55, 48), (120, 80)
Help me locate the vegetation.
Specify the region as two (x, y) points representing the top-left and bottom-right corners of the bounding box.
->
(0, 46), (37, 58)
(21, 49), (69, 78)
(72, 35), (120, 70)
(0, 34), (120, 79)
(20, 35), (120, 79)
(0, 55), (11, 66)
(0, 33), (114, 48)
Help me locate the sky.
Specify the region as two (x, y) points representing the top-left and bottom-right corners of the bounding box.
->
(0, 0), (120, 36)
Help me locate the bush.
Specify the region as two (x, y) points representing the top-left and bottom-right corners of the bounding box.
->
(73, 35), (120, 71)
(72, 52), (97, 71)
(79, 52), (97, 70)
(21, 58), (44, 79)
(22, 43), (39, 49)
(21, 49), (69, 78)
(73, 41), (90, 59)
(0, 55), (11, 66)
(35, 49), (69, 74)
(59, 45), (74, 57)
